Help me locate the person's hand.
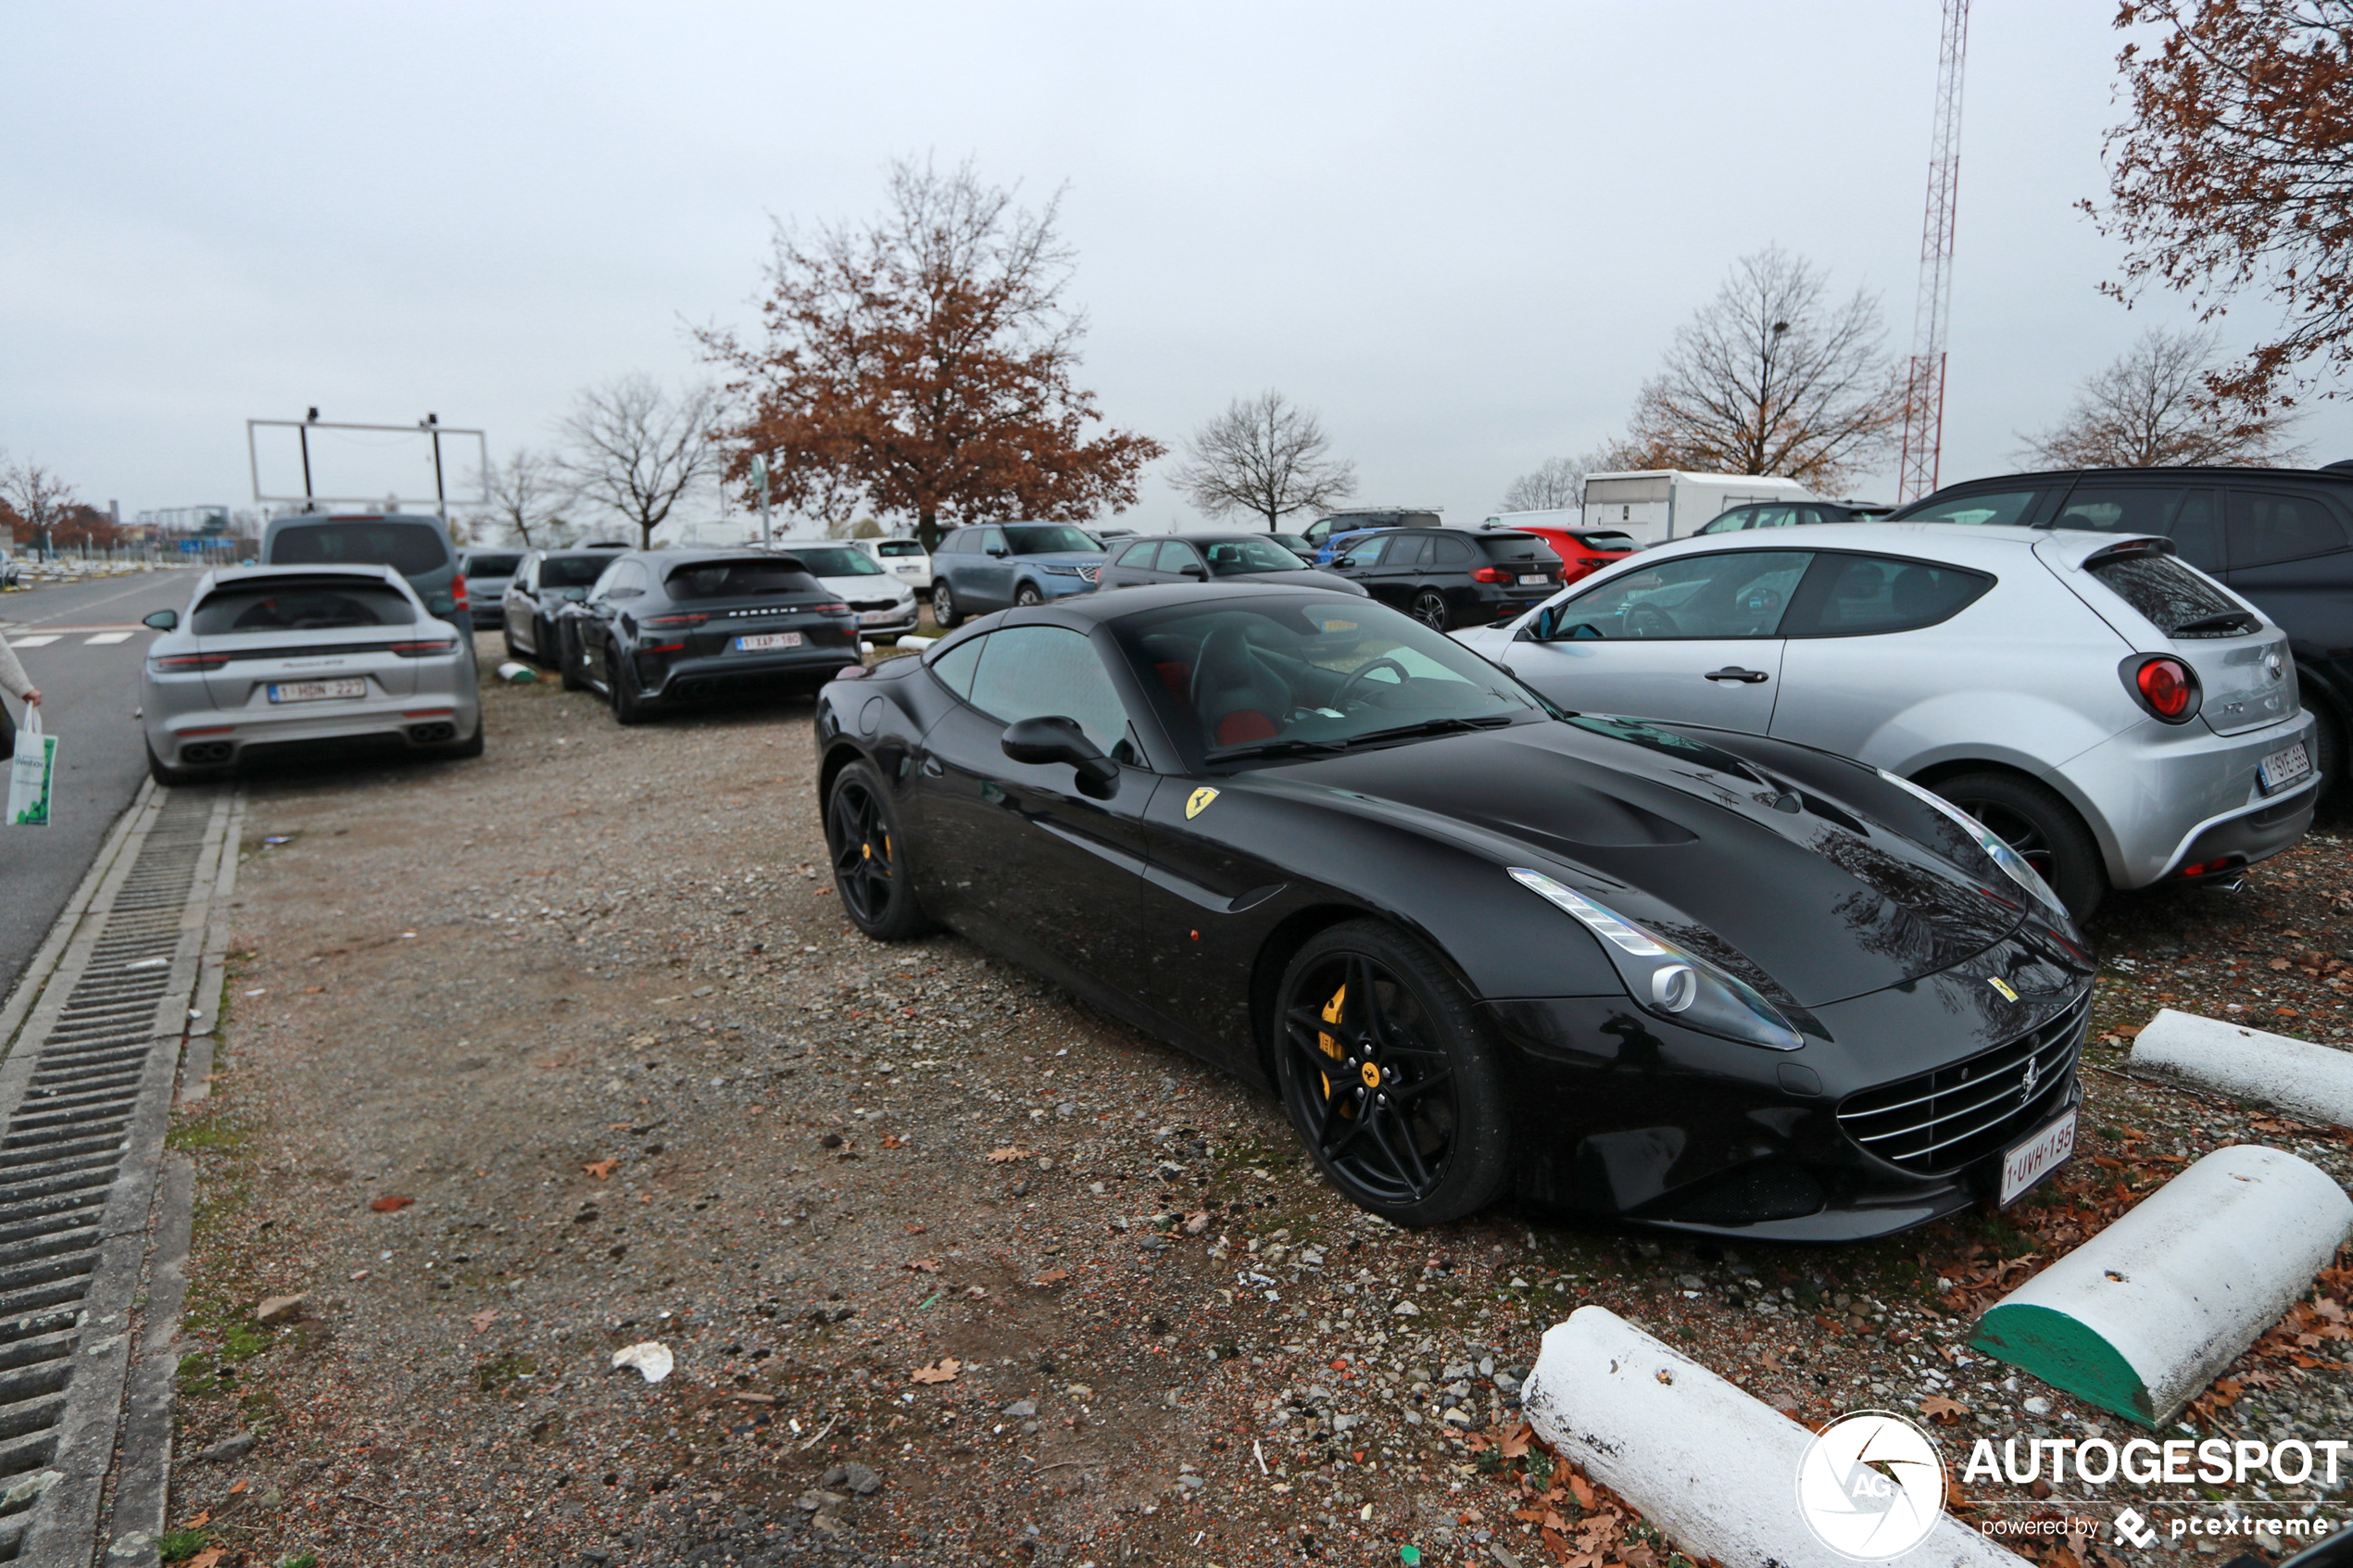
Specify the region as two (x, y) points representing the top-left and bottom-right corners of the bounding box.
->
(21, 689), (39, 707)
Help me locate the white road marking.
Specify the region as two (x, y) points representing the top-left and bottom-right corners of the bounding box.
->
(6, 635), (60, 647)
(82, 632), (132, 645)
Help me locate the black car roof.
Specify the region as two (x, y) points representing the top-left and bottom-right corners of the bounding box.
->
(982, 581), (1365, 628)
(1930, 465), (2353, 491)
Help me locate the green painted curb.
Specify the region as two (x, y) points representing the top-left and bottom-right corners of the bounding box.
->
(1970, 1301), (2155, 1428)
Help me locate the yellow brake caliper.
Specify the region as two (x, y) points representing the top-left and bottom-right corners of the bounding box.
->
(1318, 984), (1353, 1117)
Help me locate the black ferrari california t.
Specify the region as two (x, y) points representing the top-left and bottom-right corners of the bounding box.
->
(813, 584), (2094, 1240)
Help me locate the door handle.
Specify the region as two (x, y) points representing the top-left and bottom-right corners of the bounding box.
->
(1705, 667), (1770, 684)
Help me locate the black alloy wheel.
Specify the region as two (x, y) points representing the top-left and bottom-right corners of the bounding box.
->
(825, 761), (928, 939)
(1014, 583), (1045, 608)
(1411, 588), (1450, 631)
(1271, 920), (1510, 1225)
(609, 641), (653, 726)
(932, 583), (961, 629)
(1933, 770), (2105, 923)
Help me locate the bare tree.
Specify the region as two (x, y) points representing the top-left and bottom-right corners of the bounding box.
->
(1623, 246), (1906, 492)
(1, 458), (78, 559)
(1498, 455), (1588, 512)
(476, 446), (574, 548)
(2019, 326), (2305, 469)
(1169, 391), (1355, 530)
(553, 374), (724, 549)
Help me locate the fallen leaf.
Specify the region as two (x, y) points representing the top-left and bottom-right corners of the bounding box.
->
(187, 1511), (211, 1529)
(583, 1159), (619, 1180)
(1034, 1269), (1070, 1286)
(911, 1358), (961, 1385)
(228, 1480), (247, 1496)
(302, 985), (325, 994)
(964, 1285), (988, 1298)
(369, 1195), (413, 1212)
(1567, 1471), (1595, 1510)
(254, 1292), (307, 1324)
(904, 1223), (928, 1235)
(469, 1309), (498, 1333)
(1182, 1210), (1211, 1236)
(881, 1135), (904, 1148)
(907, 1258), (941, 1273)
(185, 1550), (225, 1568)
(986, 1147), (1030, 1163)
(1922, 1394), (1969, 1422)
(1500, 1422), (1532, 1460)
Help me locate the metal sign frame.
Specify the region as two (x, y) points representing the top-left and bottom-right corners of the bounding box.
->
(245, 416), (489, 510)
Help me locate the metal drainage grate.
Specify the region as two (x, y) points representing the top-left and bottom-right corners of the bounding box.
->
(0, 786), (226, 1564)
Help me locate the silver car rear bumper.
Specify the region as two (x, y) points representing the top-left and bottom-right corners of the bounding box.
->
(2057, 708), (2319, 887)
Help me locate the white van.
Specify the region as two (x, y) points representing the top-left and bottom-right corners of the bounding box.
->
(1581, 470), (1817, 547)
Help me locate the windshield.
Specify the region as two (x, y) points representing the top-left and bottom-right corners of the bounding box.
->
(1202, 538), (1311, 574)
(193, 583), (418, 634)
(1005, 525), (1101, 556)
(540, 555), (614, 588)
(782, 546), (886, 577)
(1578, 532), (1638, 551)
(875, 540), (924, 558)
(268, 521), (448, 576)
(464, 554), (522, 577)
(1114, 596), (1548, 759)
(664, 559), (824, 599)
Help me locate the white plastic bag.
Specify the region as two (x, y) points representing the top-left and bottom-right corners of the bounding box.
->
(7, 708), (54, 826)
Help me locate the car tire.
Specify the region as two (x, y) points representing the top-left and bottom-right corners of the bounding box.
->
(2309, 696), (2343, 800)
(1932, 770), (2107, 923)
(145, 743), (196, 787)
(932, 583), (961, 629)
(824, 759), (930, 940)
(1412, 588), (1450, 631)
(1014, 583), (1044, 608)
(609, 643), (652, 726)
(559, 624), (587, 690)
(1270, 919), (1513, 1226)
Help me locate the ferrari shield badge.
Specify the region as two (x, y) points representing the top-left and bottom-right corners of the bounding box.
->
(1987, 976), (2019, 1002)
(1186, 786), (1219, 820)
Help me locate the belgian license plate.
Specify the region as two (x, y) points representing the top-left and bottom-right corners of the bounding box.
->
(857, 609), (898, 625)
(267, 678), (367, 704)
(1519, 573), (1549, 585)
(2259, 740), (2312, 795)
(734, 633), (803, 651)
(1999, 1110), (2076, 1205)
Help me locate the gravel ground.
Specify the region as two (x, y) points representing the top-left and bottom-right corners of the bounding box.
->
(154, 641), (2353, 1567)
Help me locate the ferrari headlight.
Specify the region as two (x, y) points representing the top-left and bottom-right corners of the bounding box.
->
(1875, 769), (2069, 922)
(1506, 867), (1804, 1051)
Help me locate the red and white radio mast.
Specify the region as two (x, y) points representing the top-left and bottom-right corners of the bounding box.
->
(1895, 0), (1971, 504)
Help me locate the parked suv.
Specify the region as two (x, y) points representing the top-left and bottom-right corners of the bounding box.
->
(1327, 527), (1565, 629)
(262, 513), (472, 638)
(1888, 467), (2353, 795)
(1455, 522), (2317, 920)
(928, 523), (1105, 628)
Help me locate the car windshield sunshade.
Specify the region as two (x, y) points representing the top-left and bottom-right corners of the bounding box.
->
(2085, 551), (2251, 638)
(665, 560), (824, 599)
(193, 583), (419, 634)
(270, 522), (448, 575)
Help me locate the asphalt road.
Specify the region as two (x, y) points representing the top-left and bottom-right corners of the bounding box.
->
(0, 570), (201, 1004)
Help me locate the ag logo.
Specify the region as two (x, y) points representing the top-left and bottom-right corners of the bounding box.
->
(1987, 976), (2019, 1002)
(1794, 1411), (1946, 1560)
(1186, 786), (1219, 820)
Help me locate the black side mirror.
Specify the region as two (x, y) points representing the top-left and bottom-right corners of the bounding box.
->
(986, 546), (1010, 558)
(143, 608), (178, 632)
(1179, 563), (1205, 580)
(1001, 715), (1119, 797)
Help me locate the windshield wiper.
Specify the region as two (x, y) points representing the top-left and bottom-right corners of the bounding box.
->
(1211, 737), (1348, 760)
(1340, 714), (1516, 747)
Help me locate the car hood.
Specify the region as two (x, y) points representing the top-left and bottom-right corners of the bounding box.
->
(1242, 717), (2032, 1010)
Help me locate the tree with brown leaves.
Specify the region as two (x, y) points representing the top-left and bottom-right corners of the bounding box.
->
(1622, 246), (1906, 492)
(2094, 2), (2353, 410)
(1170, 391), (1355, 530)
(704, 158), (1163, 551)
(2019, 326), (2304, 467)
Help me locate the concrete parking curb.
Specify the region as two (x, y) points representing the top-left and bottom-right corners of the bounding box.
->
(1521, 1306), (2014, 1568)
(2129, 1007), (2353, 1127)
(1970, 1144), (2353, 1428)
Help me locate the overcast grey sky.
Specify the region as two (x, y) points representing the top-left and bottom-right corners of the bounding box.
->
(5, 2), (2346, 532)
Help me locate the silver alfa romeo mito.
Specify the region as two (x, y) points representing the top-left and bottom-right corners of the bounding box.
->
(1454, 521), (2318, 920)
(139, 565), (483, 784)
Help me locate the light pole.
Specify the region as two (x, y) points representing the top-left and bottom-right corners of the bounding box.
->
(750, 454), (774, 548)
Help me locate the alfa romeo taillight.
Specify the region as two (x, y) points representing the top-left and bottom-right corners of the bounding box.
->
(2137, 657), (2195, 718)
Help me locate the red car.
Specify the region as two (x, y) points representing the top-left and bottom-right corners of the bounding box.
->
(1482, 523), (1637, 585)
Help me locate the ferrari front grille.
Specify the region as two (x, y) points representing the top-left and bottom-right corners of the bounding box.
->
(1837, 991), (2088, 1175)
